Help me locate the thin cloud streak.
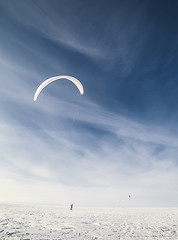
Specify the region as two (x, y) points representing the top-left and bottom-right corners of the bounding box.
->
(1, 88), (178, 186)
(1, 0), (153, 75)
(1, 118), (177, 206)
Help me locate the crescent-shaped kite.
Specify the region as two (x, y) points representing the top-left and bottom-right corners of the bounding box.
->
(34, 75), (84, 101)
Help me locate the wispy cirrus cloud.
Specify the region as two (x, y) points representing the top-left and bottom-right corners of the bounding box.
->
(1, 103), (178, 206)
(0, 0), (154, 75)
(1, 77), (178, 186)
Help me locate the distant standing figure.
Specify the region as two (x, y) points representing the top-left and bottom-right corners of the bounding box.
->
(70, 204), (73, 210)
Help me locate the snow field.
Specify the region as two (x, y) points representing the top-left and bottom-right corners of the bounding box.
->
(0, 204), (177, 239)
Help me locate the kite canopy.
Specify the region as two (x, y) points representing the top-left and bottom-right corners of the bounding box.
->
(34, 75), (84, 101)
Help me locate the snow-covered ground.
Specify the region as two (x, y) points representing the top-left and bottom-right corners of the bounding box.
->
(0, 204), (177, 239)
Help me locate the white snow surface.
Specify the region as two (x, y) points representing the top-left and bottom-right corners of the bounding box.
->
(0, 204), (177, 240)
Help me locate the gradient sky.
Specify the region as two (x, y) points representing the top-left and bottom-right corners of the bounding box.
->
(0, 0), (178, 207)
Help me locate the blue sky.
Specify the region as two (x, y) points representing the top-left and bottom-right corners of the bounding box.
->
(0, 0), (178, 207)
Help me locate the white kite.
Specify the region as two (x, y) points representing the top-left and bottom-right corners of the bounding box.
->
(34, 75), (84, 101)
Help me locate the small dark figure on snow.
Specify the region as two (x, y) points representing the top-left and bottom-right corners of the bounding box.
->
(70, 203), (73, 210)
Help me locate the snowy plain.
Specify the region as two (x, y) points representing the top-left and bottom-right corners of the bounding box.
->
(0, 204), (177, 240)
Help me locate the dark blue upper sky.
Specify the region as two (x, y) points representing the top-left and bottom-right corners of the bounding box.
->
(0, 0), (178, 206)
(1, 0), (178, 123)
